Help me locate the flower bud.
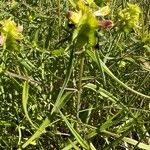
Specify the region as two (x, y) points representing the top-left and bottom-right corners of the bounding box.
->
(99, 20), (113, 29)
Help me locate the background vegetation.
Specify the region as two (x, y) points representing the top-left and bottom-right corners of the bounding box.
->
(0, 0), (150, 149)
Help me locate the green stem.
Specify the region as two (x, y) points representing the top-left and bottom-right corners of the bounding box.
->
(77, 48), (85, 119)
(58, 0), (61, 41)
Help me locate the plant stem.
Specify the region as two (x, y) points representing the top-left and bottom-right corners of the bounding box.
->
(77, 48), (85, 119)
(58, 0), (61, 41)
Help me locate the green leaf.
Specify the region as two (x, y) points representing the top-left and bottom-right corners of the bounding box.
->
(51, 47), (74, 114)
(86, 111), (122, 139)
(68, 139), (80, 150)
(100, 111), (122, 131)
(86, 50), (106, 85)
(90, 142), (97, 150)
(74, 23), (90, 47)
(88, 30), (97, 46)
(103, 130), (150, 150)
(62, 140), (78, 150)
(100, 60), (150, 99)
(51, 48), (65, 56)
(87, 128), (150, 150)
(143, 45), (150, 53)
(83, 82), (117, 103)
(59, 110), (89, 149)
(22, 81), (37, 129)
(51, 91), (73, 113)
(0, 121), (15, 127)
(22, 118), (50, 149)
(94, 0), (104, 7)
(87, 50), (150, 99)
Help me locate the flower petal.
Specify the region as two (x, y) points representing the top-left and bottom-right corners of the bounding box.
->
(94, 6), (111, 16)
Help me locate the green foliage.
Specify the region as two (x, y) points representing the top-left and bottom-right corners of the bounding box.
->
(22, 118), (50, 149)
(94, 0), (104, 7)
(22, 81), (37, 129)
(0, 0), (150, 150)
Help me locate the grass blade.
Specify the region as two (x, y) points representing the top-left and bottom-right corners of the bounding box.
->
(62, 140), (78, 150)
(51, 48), (74, 114)
(90, 142), (97, 150)
(100, 59), (150, 99)
(59, 110), (89, 149)
(83, 83), (116, 103)
(103, 130), (150, 150)
(22, 118), (50, 149)
(51, 91), (73, 113)
(87, 50), (150, 99)
(22, 81), (37, 129)
(68, 139), (80, 150)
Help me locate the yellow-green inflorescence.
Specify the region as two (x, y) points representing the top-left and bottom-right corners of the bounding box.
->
(0, 18), (23, 51)
(117, 3), (141, 32)
(67, 1), (142, 47)
(66, 0), (113, 48)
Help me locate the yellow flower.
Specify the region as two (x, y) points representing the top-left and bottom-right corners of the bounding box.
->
(94, 6), (111, 16)
(66, 11), (82, 24)
(0, 18), (23, 50)
(117, 3), (141, 32)
(0, 18), (22, 40)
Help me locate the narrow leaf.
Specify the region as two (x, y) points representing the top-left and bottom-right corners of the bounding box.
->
(59, 110), (89, 149)
(62, 140), (78, 150)
(51, 91), (73, 113)
(103, 130), (150, 150)
(90, 142), (97, 150)
(22, 118), (50, 149)
(22, 81), (37, 129)
(100, 60), (150, 99)
(68, 139), (80, 150)
(87, 50), (150, 99)
(51, 48), (74, 114)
